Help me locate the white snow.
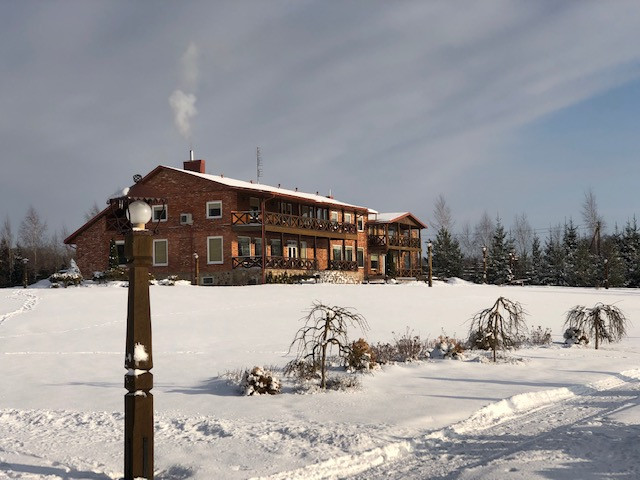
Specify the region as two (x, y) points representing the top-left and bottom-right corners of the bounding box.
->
(133, 343), (149, 363)
(1, 281), (639, 479)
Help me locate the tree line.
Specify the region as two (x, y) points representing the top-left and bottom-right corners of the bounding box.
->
(428, 190), (640, 288)
(0, 206), (75, 287)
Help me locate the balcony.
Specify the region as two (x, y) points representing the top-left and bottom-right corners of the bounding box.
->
(368, 235), (421, 249)
(328, 260), (358, 271)
(232, 211), (357, 238)
(232, 256), (318, 270)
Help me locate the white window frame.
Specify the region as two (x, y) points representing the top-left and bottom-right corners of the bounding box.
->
(153, 239), (168, 266)
(345, 246), (354, 262)
(330, 210), (339, 223)
(152, 205), (167, 222)
(207, 236), (224, 264)
(344, 212), (353, 224)
(300, 241), (307, 259)
(357, 215), (364, 231)
(115, 240), (126, 266)
(206, 201), (222, 219)
(371, 253), (379, 271)
(332, 245), (342, 261)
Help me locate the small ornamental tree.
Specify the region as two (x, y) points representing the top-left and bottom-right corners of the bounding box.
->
(564, 303), (629, 349)
(468, 297), (528, 362)
(286, 302), (368, 389)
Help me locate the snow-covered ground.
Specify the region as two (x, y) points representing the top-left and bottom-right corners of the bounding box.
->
(1, 281), (639, 479)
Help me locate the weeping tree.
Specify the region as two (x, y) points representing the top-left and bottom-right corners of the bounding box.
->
(468, 297), (528, 362)
(287, 302), (368, 389)
(565, 303), (628, 349)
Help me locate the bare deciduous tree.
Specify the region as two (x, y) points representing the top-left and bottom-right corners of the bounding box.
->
(513, 213), (533, 257)
(565, 303), (628, 350)
(431, 194), (454, 232)
(19, 206), (48, 281)
(468, 297), (528, 362)
(582, 188), (605, 238)
(286, 302), (368, 389)
(84, 202), (102, 221)
(474, 211), (495, 251)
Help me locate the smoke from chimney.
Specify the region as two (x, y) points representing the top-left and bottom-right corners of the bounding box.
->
(169, 42), (199, 141)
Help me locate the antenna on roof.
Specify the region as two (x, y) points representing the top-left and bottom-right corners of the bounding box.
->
(256, 146), (263, 184)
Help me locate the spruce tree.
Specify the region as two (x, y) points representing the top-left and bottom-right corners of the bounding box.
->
(487, 220), (514, 285)
(562, 220), (579, 286)
(432, 227), (463, 279)
(529, 234), (542, 285)
(108, 238), (119, 270)
(542, 230), (565, 286)
(620, 218), (640, 287)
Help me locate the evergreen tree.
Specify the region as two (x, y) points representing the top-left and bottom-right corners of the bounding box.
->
(432, 227), (464, 279)
(487, 220), (514, 285)
(529, 234), (543, 285)
(620, 217), (640, 287)
(542, 229), (565, 285)
(0, 237), (11, 287)
(562, 220), (579, 286)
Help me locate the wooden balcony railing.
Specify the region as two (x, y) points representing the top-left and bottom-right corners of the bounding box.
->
(232, 211), (357, 235)
(395, 268), (423, 278)
(368, 235), (421, 249)
(328, 260), (358, 271)
(232, 256), (318, 270)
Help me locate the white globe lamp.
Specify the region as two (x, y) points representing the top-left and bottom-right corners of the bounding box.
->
(127, 200), (152, 231)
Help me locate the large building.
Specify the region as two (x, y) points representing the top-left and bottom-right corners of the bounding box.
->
(64, 157), (426, 285)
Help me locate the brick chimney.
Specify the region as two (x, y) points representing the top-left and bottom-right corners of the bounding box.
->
(183, 150), (205, 173)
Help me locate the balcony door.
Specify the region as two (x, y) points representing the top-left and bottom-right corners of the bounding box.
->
(287, 241), (298, 259)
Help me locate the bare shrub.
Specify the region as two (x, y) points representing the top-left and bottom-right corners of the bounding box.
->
(393, 328), (429, 362)
(286, 302), (368, 389)
(468, 297), (528, 362)
(565, 303), (629, 349)
(529, 326), (552, 346)
(370, 342), (396, 365)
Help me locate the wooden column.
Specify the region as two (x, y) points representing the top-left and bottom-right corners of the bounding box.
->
(124, 231), (154, 480)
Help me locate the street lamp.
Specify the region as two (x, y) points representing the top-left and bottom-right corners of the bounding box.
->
(192, 252), (199, 285)
(482, 245), (487, 284)
(109, 182), (165, 480)
(427, 241), (433, 287)
(604, 258), (609, 290)
(22, 257), (29, 288)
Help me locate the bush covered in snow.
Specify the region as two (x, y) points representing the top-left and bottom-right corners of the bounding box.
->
(370, 329), (429, 364)
(563, 327), (589, 346)
(93, 267), (128, 283)
(241, 366), (281, 396)
(48, 260), (83, 287)
(158, 275), (179, 286)
(429, 334), (465, 360)
(529, 326), (553, 346)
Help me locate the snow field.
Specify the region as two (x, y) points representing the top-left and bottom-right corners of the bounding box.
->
(1, 281), (639, 478)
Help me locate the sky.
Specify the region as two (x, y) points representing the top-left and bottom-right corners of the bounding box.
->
(2, 0), (640, 246)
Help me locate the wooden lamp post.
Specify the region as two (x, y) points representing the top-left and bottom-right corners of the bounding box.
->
(482, 245), (488, 284)
(427, 241), (433, 287)
(110, 185), (165, 480)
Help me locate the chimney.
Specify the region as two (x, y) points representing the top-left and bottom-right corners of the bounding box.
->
(183, 150), (206, 174)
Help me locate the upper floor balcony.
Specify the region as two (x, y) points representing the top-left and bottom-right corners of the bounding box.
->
(232, 210), (358, 239)
(368, 234), (421, 250)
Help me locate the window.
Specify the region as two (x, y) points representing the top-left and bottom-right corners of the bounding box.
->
(317, 208), (328, 220)
(206, 201), (222, 219)
(271, 239), (282, 256)
(330, 211), (339, 223)
(357, 216), (364, 231)
(345, 246), (354, 262)
(300, 241), (307, 259)
(250, 197), (260, 212)
(280, 202), (293, 215)
(287, 241), (298, 259)
(153, 239), (168, 266)
(238, 237), (251, 257)
(301, 206), (311, 218)
(152, 205), (167, 222)
(344, 213), (353, 224)
(254, 238), (262, 256)
(207, 236), (223, 264)
(115, 240), (126, 266)
(357, 248), (364, 268)
(371, 254), (379, 271)
(332, 245), (342, 261)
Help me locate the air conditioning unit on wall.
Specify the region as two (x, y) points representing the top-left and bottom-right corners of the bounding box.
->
(180, 213), (193, 225)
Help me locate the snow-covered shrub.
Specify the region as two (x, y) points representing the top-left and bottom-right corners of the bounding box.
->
(158, 275), (179, 286)
(530, 326), (553, 346)
(325, 374), (361, 391)
(346, 338), (377, 371)
(429, 335), (465, 360)
(48, 260), (83, 287)
(283, 359), (320, 381)
(563, 327), (589, 346)
(93, 267), (128, 282)
(241, 366), (281, 396)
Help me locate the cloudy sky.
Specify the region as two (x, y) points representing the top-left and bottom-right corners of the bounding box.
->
(2, 0), (640, 244)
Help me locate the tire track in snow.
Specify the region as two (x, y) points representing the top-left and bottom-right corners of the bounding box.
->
(0, 290), (38, 327)
(257, 369), (640, 480)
